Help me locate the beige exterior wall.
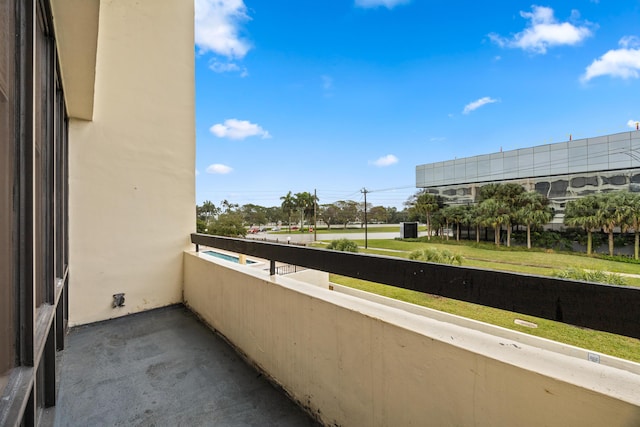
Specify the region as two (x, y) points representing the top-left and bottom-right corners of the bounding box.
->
(184, 252), (640, 427)
(66, 0), (195, 325)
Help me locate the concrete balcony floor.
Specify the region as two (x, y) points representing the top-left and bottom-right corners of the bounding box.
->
(51, 305), (319, 426)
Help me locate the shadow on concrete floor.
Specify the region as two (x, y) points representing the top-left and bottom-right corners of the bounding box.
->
(52, 305), (320, 427)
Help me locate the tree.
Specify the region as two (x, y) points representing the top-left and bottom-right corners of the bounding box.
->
(477, 198), (510, 246)
(618, 191), (640, 260)
(240, 204), (267, 227)
(294, 191), (318, 231)
(265, 206), (286, 225)
(516, 191), (553, 249)
(387, 206), (409, 223)
(207, 212), (246, 237)
(564, 195), (600, 255)
(469, 205), (483, 243)
(441, 205), (467, 241)
(478, 183), (502, 201)
(597, 192), (625, 256)
(220, 199), (238, 214)
(196, 217), (207, 233)
(369, 206), (389, 224)
(335, 200), (359, 228)
(407, 191), (440, 240)
(497, 183), (525, 247)
(496, 183), (526, 207)
(478, 183), (525, 247)
(196, 200), (221, 233)
(280, 191), (296, 232)
(319, 204), (339, 229)
(197, 200), (219, 222)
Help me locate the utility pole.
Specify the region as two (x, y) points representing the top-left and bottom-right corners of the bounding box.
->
(361, 188), (368, 248)
(314, 189), (317, 241)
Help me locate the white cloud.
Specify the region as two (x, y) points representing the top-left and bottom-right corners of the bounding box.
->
(195, 169), (200, 176)
(628, 119), (640, 129)
(195, 0), (251, 58)
(210, 119), (271, 140)
(355, 0), (410, 9)
(488, 6), (592, 54)
(371, 154), (399, 167)
(581, 36), (640, 82)
(209, 61), (248, 77)
(463, 97), (498, 114)
(206, 164), (233, 174)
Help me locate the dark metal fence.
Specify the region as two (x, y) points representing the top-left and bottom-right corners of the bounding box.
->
(191, 233), (640, 340)
(268, 264), (306, 276)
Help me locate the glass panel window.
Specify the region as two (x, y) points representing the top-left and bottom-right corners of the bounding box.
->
(0, 0), (17, 394)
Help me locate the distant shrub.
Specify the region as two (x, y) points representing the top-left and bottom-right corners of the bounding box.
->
(597, 254), (640, 265)
(512, 230), (572, 251)
(408, 248), (464, 265)
(326, 239), (359, 252)
(552, 268), (627, 286)
(564, 229), (606, 248)
(534, 231), (573, 251)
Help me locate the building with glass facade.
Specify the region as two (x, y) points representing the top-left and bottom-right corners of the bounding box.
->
(415, 131), (640, 222)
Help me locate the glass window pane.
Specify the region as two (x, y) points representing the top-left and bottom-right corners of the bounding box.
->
(0, 0), (17, 393)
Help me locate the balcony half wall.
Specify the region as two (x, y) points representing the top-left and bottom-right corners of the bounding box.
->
(184, 251), (640, 427)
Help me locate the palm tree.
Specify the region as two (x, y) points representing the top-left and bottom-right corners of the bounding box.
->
(220, 199), (238, 213)
(197, 200), (219, 223)
(622, 191), (640, 260)
(280, 191), (296, 232)
(466, 204), (482, 243)
(608, 191), (640, 259)
(409, 191), (440, 240)
(478, 183), (525, 246)
(441, 205), (466, 241)
(294, 192), (318, 231)
(564, 195), (600, 255)
(498, 183), (525, 247)
(477, 198), (510, 246)
(597, 192), (626, 256)
(516, 191), (553, 249)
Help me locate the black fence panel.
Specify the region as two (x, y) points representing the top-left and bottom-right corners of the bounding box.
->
(191, 233), (640, 340)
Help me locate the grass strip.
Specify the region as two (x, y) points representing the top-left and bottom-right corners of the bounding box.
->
(330, 274), (640, 363)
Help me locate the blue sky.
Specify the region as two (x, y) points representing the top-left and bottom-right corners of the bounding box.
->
(194, 0), (640, 209)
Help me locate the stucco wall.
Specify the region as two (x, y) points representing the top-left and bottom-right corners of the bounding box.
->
(67, 0), (195, 325)
(184, 251), (640, 427)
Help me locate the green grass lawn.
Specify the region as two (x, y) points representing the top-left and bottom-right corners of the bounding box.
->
(317, 238), (640, 286)
(312, 238), (640, 362)
(330, 274), (640, 363)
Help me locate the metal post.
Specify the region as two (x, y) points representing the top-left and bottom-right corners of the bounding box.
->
(361, 188), (368, 249)
(314, 189), (317, 241)
(270, 260), (276, 276)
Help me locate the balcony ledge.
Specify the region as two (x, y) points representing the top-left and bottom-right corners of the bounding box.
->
(185, 250), (640, 426)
